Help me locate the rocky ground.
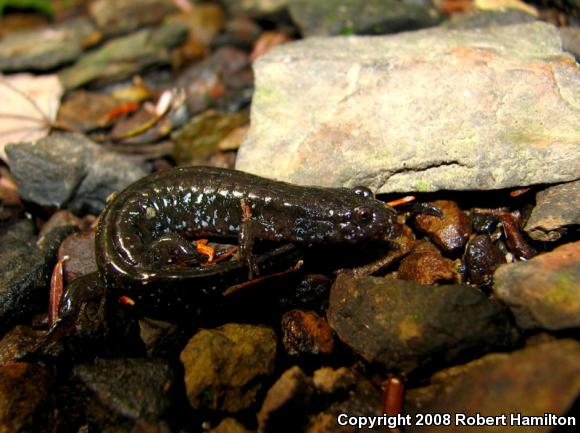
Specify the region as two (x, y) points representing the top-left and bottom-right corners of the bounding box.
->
(0, 1), (579, 432)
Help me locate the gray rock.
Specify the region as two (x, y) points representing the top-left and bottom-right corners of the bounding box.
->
(525, 180), (580, 241)
(0, 17), (94, 72)
(74, 358), (174, 420)
(493, 241), (580, 330)
(0, 220), (74, 335)
(288, 0), (441, 37)
(236, 23), (580, 193)
(327, 274), (519, 374)
(405, 339), (580, 433)
(58, 22), (188, 90)
(5, 133), (148, 214)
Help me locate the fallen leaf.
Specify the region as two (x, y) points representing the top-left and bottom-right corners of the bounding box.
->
(0, 73), (63, 161)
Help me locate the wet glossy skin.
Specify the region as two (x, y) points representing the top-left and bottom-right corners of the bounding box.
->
(95, 166), (397, 292)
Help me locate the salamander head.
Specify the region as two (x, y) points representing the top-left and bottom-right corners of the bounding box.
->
(332, 186), (398, 243)
(284, 186), (398, 244)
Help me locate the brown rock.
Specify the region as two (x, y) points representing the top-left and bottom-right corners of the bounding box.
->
(398, 240), (460, 284)
(281, 309), (334, 356)
(180, 323), (277, 412)
(406, 339), (580, 433)
(464, 235), (505, 287)
(493, 241), (580, 330)
(415, 201), (472, 253)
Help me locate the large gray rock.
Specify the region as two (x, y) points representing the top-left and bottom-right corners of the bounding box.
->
(236, 23), (580, 193)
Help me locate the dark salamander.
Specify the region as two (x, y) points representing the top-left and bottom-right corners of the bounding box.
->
(93, 166), (397, 317)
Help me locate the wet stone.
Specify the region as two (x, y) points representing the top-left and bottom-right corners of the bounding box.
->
(500, 213), (536, 260)
(281, 309), (335, 356)
(257, 366), (314, 433)
(493, 241), (580, 330)
(58, 230), (97, 283)
(464, 235), (506, 287)
(0, 17), (95, 72)
(397, 239), (460, 285)
(524, 180), (580, 242)
(414, 200), (472, 253)
(179, 323), (277, 412)
(6, 133), (148, 214)
(327, 274), (519, 374)
(0, 325), (44, 366)
(57, 91), (121, 132)
(405, 339), (580, 433)
(73, 358), (175, 421)
(89, 0), (180, 36)
(0, 363), (52, 432)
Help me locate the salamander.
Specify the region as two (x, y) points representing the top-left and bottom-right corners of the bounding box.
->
(93, 166), (397, 317)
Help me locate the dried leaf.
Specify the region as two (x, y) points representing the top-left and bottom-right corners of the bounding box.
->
(0, 73), (63, 161)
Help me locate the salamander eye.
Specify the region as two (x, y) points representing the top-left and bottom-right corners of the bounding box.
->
(353, 186), (374, 198)
(354, 207), (373, 224)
